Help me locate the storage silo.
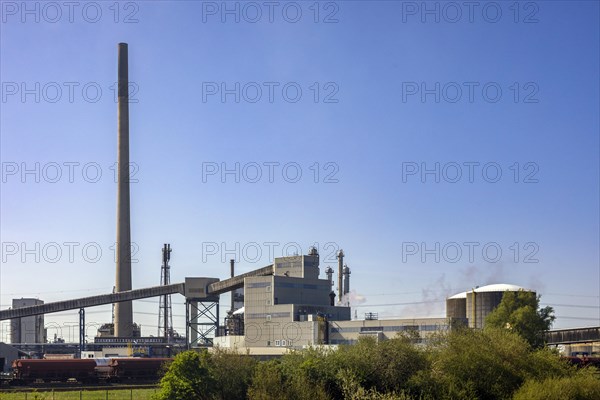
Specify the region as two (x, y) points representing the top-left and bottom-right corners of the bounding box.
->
(448, 284), (535, 329)
(446, 291), (467, 319)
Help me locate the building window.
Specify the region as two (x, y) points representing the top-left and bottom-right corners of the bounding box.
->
(288, 340), (293, 347)
(281, 340), (286, 346)
(266, 286), (271, 292)
(267, 341), (271, 346)
(266, 315), (271, 321)
(266, 299), (271, 305)
(360, 326), (383, 332)
(275, 340), (280, 346)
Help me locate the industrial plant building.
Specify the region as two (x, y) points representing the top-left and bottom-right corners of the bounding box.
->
(213, 250), (466, 353)
(10, 298), (46, 344)
(2, 250), (541, 357)
(212, 265), (546, 353)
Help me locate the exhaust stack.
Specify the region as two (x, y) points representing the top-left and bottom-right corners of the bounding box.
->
(337, 250), (344, 304)
(230, 259), (235, 313)
(114, 43), (133, 337)
(343, 265), (350, 296)
(325, 266), (334, 288)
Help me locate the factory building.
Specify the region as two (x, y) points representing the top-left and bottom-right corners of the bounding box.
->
(446, 284), (535, 329)
(239, 251), (351, 348)
(10, 298), (46, 344)
(215, 250), (465, 353)
(329, 317), (457, 345)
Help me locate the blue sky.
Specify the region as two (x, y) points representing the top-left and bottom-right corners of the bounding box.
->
(1, 1), (599, 341)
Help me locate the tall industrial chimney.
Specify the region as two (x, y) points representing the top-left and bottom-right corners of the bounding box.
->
(114, 43), (133, 337)
(337, 250), (344, 304)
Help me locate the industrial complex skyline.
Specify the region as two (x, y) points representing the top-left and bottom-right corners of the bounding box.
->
(1, 2), (599, 342)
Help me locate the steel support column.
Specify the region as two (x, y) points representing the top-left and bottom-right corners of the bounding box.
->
(79, 308), (85, 358)
(186, 300), (219, 348)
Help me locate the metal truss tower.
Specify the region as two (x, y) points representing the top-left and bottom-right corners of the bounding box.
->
(158, 244), (173, 341)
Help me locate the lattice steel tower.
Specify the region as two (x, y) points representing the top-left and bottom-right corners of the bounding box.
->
(158, 244), (173, 341)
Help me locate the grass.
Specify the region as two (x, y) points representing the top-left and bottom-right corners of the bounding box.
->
(0, 388), (157, 399)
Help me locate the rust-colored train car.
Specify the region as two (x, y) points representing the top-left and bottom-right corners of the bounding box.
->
(564, 356), (600, 368)
(109, 357), (172, 382)
(11, 359), (98, 384)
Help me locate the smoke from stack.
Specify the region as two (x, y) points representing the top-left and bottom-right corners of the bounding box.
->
(114, 42), (133, 337)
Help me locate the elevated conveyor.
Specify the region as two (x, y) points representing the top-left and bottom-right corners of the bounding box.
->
(207, 264), (273, 295)
(1, 264), (275, 320)
(0, 283), (185, 320)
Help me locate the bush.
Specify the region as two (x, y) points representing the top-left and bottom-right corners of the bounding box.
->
(210, 348), (257, 400)
(153, 351), (215, 400)
(246, 360), (288, 400)
(156, 330), (587, 400)
(338, 368), (415, 400)
(430, 328), (532, 399)
(513, 370), (600, 400)
(247, 358), (330, 400)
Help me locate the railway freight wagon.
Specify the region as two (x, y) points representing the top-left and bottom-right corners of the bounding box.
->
(109, 358), (172, 382)
(11, 359), (98, 384)
(564, 356), (600, 369)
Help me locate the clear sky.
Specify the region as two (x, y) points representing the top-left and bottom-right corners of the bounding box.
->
(1, 1), (599, 342)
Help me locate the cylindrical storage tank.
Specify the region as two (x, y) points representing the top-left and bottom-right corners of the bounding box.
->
(466, 290), (504, 329)
(446, 292), (467, 319)
(463, 284), (535, 329)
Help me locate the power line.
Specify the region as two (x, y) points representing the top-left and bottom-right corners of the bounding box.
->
(353, 300), (445, 308)
(546, 304), (600, 309)
(361, 291), (422, 297)
(545, 293), (600, 298)
(1, 287), (111, 296)
(556, 316), (600, 321)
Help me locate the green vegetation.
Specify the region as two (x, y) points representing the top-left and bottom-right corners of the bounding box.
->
(152, 348), (256, 400)
(513, 370), (600, 400)
(153, 329), (600, 400)
(485, 290), (555, 348)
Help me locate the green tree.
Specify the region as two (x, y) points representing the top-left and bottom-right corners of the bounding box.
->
(210, 347), (257, 400)
(411, 328), (574, 400)
(247, 360), (288, 400)
(153, 350), (216, 400)
(247, 357), (330, 400)
(485, 290), (555, 348)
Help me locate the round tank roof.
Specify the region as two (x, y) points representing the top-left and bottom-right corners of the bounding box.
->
(474, 283), (531, 293)
(447, 283), (532, 299)
(448, 291), (467, 299)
